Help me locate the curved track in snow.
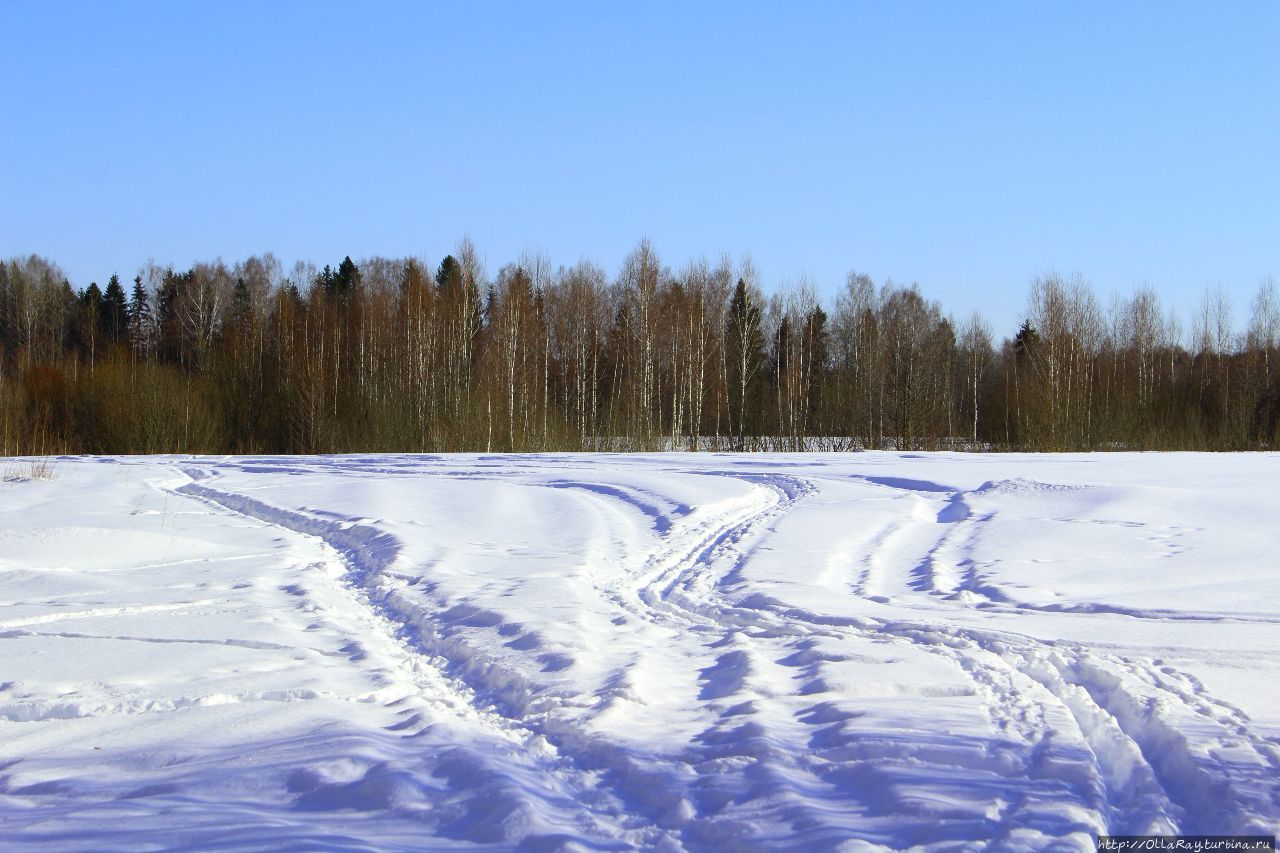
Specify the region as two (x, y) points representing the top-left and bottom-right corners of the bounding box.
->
(3, 453), (1278, 850)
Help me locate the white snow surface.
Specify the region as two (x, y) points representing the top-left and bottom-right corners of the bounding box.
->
(1, 452), (1278, 850)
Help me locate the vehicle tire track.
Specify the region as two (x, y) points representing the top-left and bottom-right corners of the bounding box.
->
(163, 458), (1280, 844)
(168, 463), (650, 848)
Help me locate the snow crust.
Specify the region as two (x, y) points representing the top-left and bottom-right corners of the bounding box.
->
(2, 452), (1278, 849)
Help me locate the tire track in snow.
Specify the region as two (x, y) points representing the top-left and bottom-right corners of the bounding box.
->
(505, 464), (1278, 840)
(634, 471), (815, 626)
(165, 458), (1280, 844)
(531, 470), (917, 846)
(835, 476), (1280, 833)
(581, 472), (1114, 845)
(642, 471), (1279, 838)
(169, 461), (853, 847)
(559, 468), (1114, 844)
(824, 473), (1274, 835)
(534, 469), (865, 844)
(169, 464), (645, 848)
(210, 457), (921, 846)
(549, 469), (812, 635)
(737, 588), (1280, 837)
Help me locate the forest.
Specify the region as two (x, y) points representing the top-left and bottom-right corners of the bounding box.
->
(2, 240), (1278, 455)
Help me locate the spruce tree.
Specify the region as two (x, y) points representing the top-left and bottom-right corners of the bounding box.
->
(102, 274), (128, 345)
(127, 275), (152, 355)
(81, 281), (103, 308)
(316, 264), (336, 298)
(316, 257), (361, 302)
(1013, 320), (1040, 362)
(435, 255), (461, 295)
(334, 256), (360, 301)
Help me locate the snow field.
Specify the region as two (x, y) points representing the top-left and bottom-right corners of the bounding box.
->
(2, 452), (1278, 849)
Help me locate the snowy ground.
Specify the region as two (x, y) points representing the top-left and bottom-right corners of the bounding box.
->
(1, 453), (1278, 850)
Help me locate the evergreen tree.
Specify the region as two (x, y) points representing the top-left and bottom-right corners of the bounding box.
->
(127, 275), (153, 355)
(1018, 320), (1039, 356)
(81, 281), (103, 309)
(316, 264), (336, 297)
(316, 257), (361, 302)
(102, 274), (128, 345)
(1013, 320), (1040, 362)
(335, 256), (360, 300)
(435, 255), (461, 294)
(483, 284), (497, 328)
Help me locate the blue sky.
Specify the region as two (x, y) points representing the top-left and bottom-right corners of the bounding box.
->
(2, 1), (1277, 335)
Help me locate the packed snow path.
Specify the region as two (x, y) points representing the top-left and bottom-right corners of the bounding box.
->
(2, 453), (1278, 850)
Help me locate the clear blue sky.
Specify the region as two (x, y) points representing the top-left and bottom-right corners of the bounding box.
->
(2, 1), (1277, 336)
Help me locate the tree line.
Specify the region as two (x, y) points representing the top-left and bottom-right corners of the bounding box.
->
(2, 240), (1278, 455)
